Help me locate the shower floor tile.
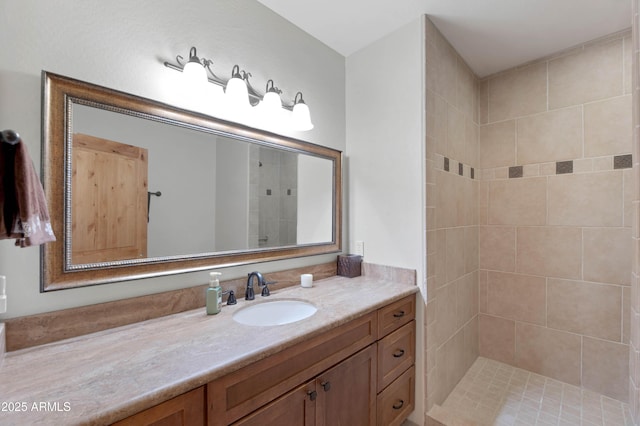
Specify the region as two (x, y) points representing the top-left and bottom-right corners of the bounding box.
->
(441, 357), (633, 426)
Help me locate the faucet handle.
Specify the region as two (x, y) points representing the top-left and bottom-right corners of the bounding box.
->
(260, 281), (276, 297)
(261, 284), (271, 297)
(225, 290), (237, 305)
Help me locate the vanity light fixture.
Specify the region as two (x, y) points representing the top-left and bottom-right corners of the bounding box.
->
(164, 46), (314, 131)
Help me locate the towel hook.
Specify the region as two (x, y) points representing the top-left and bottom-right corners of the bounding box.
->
(0, 129), (20, 145)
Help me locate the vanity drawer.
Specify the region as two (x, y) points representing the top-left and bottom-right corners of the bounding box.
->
(377, 295), (415, 338)
(208, 312), (376, 425)
(377, 320), (415, 391)
(377, 365), (415, 426)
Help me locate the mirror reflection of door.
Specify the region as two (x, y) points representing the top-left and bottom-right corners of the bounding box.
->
(71, 133), (148, 263)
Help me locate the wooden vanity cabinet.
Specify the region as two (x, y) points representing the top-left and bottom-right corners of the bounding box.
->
(112, 294), (416, 426)
(375, 296), (416, 426)
(112, 387), (205, 426)
(208, 312), (377, 426)
(232, 345), (376, 426)
(214, 294), (416, 426)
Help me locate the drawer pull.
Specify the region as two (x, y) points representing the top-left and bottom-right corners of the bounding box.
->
(393, 310), (405, 318)
(393, 400), (404, 410)
(392, 349), (405, 358)
(307, 390), (317, 401)
(321, 381), (331, 392)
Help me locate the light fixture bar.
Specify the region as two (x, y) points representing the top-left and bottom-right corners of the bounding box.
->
(163, 47), (303, 112)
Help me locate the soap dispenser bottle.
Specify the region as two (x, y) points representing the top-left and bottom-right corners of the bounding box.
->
(206, 272), (223, 315)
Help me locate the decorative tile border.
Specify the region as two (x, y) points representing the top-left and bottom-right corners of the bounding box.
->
(556, 160), (573, 175)
(614, 154), (633, 169)
(434, 154), (476, 180)
(481, 154), (632, 180)
(509, 166), (523, 178)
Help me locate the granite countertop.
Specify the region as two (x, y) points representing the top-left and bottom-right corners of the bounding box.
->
(0, 275), (417, 425)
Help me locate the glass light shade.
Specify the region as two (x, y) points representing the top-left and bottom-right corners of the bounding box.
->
(261, 91), (282, 118)
(225, 76), (250, 111)
(291, 102), (314, 131)
(182, 61), (208, 84)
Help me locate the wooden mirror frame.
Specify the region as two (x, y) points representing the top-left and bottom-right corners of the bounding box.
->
(41, 72), (342, 291)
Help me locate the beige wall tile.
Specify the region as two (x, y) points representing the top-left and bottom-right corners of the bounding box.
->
(583, 337), (629, 402)
(479, 270), (488, 313)
(516, 227), (582, 279)
(625, 286), (631, 344)
(515, 322), (582, 386)
(516, 106), (582, 165)
(488, 62), (547, 123)
(479, 120), (516, 168)
(625, 168), (634, 227)
(457, 60), (476, 121)
(547, 171), (623, 227)
(464, 226), (479, 273)
(465, 119), (479, 168)
(547, 278), (622, 341)
(431, 32), (458, 107)
(462, 178), (478, 227)
(488, 177), (547, 225)
(435, 329), (466, 405)
(480, 226), (516, 272)
(479, 314), (515, 365)
(435, 282), (458, 346)
(426, 90), (448, 156)
(624, 35), (632, 95)
(446, 227), (466, 283)
(540, 162), (556, 176)
(594, 156), (614, 171)
(479, 181), (488, 225)
(548, 38), (623, 109)
(435, 171), (456, 229)
(435, 229), (446, 288)
(523, 164), (539, 177)
(463, 316), (479, 372)
(479, 79), (489, 125)
(573, 158), (594, 173)
(448, 104), (466, 162)
(584, 95), (632, 157)
(583, 227), (632, 285)
(486, 271), (546, 325)
(457, 272), (478, 328)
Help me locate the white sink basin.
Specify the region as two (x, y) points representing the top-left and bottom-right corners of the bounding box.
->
(232, 300), (317, 326)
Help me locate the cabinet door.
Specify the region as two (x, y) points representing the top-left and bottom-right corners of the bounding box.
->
(232, 381), (315, 426)
(316, 345), (376, 426)
(112, 387), (205, 426)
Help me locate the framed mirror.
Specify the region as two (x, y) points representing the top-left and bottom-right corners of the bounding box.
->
(41, 72), (341, 291)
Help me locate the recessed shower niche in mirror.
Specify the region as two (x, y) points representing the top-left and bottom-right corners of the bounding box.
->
(42, 72), (341, 290)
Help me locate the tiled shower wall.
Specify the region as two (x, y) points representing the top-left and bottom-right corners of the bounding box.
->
(424, 17), (480, 409)
(477, 30), (633, 402)
(630, 0), (640, 421)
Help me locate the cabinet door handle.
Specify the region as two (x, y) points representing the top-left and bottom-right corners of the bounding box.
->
(307, 390), (317, 401)
(392, 349), (405, 358)
(321, 381), (331, 392)
(392, 400), (404, 410)
(393, 310), (405, 318)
